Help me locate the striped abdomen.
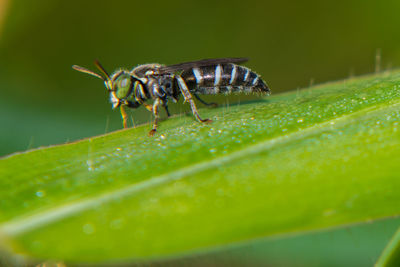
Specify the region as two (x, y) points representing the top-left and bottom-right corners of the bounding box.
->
(181, 64), (270, 95)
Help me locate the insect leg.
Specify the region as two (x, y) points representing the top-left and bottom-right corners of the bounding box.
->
(193, 93), (218, 108)
(176, 76), (211, 123)
(149, 98), (162, 136)
(163, 104), (171, 117)
(120, 104), (129, 128)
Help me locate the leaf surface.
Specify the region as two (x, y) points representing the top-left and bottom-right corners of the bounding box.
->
(1, 71), (400, 264)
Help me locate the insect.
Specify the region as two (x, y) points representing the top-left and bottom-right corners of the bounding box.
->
(72, 58), (270, 135)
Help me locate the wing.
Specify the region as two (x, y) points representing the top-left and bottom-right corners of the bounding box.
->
(158, 57), (249, 74)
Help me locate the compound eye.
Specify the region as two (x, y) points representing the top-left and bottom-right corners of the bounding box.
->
(115, 76), (132, 99)
(120, 78), (129, 88)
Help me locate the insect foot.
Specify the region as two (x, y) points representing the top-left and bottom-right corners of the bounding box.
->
(148, 129), (157, 136)
(201, 118), (213, 124)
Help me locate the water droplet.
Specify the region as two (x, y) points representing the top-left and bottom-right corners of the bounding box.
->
(209, 148), (217, 153)
(83, 223), (95, 234)
(116, 147), (122, 151)
(393, 122), (398, 132)
(36, 190), (45, 198)
(87, 159), (94, 171)
(297, 118), (304, 123)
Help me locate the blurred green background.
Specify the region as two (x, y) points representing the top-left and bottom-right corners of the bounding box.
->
(1, 0), (400, 156)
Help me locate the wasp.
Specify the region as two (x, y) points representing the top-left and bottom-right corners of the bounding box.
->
(72, 58), (270, 135)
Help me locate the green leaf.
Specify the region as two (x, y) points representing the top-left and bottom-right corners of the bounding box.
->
(167, 216), (400, 267)
(376, 225), (400, 267)
(1, 70), (400, 265)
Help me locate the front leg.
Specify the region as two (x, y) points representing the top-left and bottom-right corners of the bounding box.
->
(120, 104), (129, 128)
(148, 98), (162, 136)
(176, 76), (211, 123)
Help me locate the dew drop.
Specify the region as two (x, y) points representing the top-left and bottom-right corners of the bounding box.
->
(87, 159), (94, 171)
(35, 190), (45, 198)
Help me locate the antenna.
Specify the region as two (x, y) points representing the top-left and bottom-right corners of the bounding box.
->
(72, 65), (105, 80)
(94, 60), (111, 80)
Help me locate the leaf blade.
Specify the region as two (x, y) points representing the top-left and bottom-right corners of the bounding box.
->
(1, 71), (400, 263)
